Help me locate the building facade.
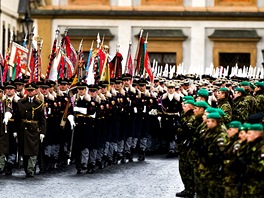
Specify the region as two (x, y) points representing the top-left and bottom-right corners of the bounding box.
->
(2, 0), (264, 75)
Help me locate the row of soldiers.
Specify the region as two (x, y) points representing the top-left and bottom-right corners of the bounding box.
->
(0, 73), (263, 183)
(174, 78), (264, 198)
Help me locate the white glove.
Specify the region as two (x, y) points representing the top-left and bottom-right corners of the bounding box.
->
(67, 115), (76, 129)
(40, 134), (45, 143)
(90, 112), (96, 119)
(13, 132), (17, 138)
(3, 112), (12, 125)
(157, 116), (161, 122)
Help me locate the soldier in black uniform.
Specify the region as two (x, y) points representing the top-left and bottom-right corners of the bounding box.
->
(0, 81), (20, 175)
(14, 83), (46, 177)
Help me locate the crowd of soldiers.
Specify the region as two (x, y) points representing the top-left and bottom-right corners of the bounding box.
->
(0, 72), (263, 197)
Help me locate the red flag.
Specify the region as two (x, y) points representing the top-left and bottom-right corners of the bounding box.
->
(144, 48), (154, 83)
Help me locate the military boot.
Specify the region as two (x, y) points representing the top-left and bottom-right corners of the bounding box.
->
(138, 149), (145, 161)
(86, 162), (96, 174)
(5, 163), (13, 176)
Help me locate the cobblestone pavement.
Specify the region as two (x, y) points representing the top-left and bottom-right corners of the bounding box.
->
(0, 156), (183, 198)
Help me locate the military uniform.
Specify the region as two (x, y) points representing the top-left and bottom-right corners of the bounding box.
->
(232, 88), (249, 123)
(15, 83), (46, 177)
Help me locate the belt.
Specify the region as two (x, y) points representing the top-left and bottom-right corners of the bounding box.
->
(76, 114), (91, 118)
(163, 112), (180, 116)
(21, 119), (39, 124)
(9, 119), (14, 122)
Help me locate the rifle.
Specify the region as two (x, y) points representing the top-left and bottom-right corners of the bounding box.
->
(60, 99), (70, 129)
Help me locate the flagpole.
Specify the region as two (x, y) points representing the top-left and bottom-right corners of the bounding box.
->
(124, 41), (132, 74)
(35, 35), (43, 82)
(143, 32), (148, 79)
(134, 29), (144, 76)
(26, 26), (35, 78)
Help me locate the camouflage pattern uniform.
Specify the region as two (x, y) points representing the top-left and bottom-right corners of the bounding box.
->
(241, 137), (264, 198)
(217, 98), (232, 124)
(244, 90), (257, 116)
(254, 89), (264, 114)
(203, 125), (229, 198)
(232, 95), (249, 123)
(176, 109), (195, 195)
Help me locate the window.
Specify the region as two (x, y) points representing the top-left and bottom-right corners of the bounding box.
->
(141, 0), (183, 6)
(149, 52), (176, 66)
(219, 52), (250, 67)
(215, 0), (256, 6)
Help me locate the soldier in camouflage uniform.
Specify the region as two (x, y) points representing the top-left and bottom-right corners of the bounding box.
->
(175, 99), (195, 197)
(241, 123), (264, 198)
(217, 87), (232, 124)
(223, 121), (243, 198)
(203, 112), (229, 198)
(232, 87), (250, 123)
(240, 81), (257, 116)
(254, 81), (264, 114)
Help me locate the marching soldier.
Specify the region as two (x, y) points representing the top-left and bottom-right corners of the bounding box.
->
(14, 83), (46, 177)
(239, 81), (257, 116)
(159, 80), (182, 158)
(0, 82), (20, 175)
(254, 81), (264, 114)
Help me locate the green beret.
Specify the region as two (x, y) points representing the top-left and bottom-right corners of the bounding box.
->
(248, 123), (264, 132)
(197, 88), (209, 97)
(207, 112), (222, 119)
(184, 100), (195, 105)
(239, 123), (251, 131)
(219, 87), (229, 92)
(183, 96), (194, 101)
(227, 121), (242, 129)
(194, 101), (209, 109)
(234, 87), (245, 93)
(205, 107), (218, 114)
(255, 81), (264, 87)
(240, 81), (250, 86)
(249, 83), (256, 89)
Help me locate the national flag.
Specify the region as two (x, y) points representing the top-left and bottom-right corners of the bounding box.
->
(144, 45), (154, 83)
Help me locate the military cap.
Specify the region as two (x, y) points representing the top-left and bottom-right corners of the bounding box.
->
(197, 88), (209, 97)
(0, 86), (4, 91)
(100, 80), (109, 88)
(216, 108), (226, 117)
(205, 107), (218, 114)
(185, 74), (196, 79)
(88, 84), (98, 92)
(38, 81), (51, 89)
(154, 78), (159, 82)
(4, 81), (16, 89)
(239, 123), (251, 131)
(132, 79), (138, 86)
(110, 78), (115, 85)
(115, 77), (123, 84)
(14, 78), (24, 85)
(227, 121), (242, 129)
(207, 112), (222, 119)
(47, 80), (56, 87)
(23, 76), (30, 84)
(239, 81), (250, 86)
(254, 81), (264, 87)
(183, 96), (194, 101)
(122, 73), (132, 80)
(166, 80), (176, 88)
(183, 79), (190, 85)
(194, 101), (209, 109)
(76, 81), (88, 89)
(234, 87), (245, 93)
(58, 78), (69, 85)
(138, 79), (148, 86)
(248, 123), (263, 132)
(248, 112), (264, 124)
(184, 100), (195, 105)
(25, 82), (38, 91)
(219, 87), (229, 92)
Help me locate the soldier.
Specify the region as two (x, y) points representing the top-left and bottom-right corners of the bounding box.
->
(217, 87), (232, 124)
(232, 87), (250, 123)
(0, 82), (20, 175)
(254, 81), (264, 114)
(223, 121), (244, 198)
(39, 81), (59, 172)
(239, 81), (257, 116)
(159, 80), (182, 158)
(175, 99), (195, 198)
(14, 83), (46, 177)
(203, 112), (228, 198)
(14, 78), (26, 98)
(241, 123), (264, 197)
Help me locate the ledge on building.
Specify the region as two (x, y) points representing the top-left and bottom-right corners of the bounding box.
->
(66, 28), (114, 40)
(135, 29), (187, 41)
(208, 29), (261, 42)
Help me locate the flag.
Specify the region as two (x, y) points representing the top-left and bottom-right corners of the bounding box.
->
(46, 34), (58, 79)
(144, 45), (154, 83)
(100, 54), (110, 82)
(109, 52), (123, 78)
